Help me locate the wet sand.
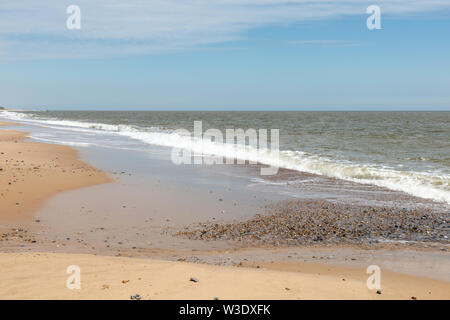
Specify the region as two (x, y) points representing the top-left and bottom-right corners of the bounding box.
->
(0, 122), (112, 222)
(0, 122), (449, 300)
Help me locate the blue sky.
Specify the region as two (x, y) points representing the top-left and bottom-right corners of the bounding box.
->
(0, 1), (449, 110)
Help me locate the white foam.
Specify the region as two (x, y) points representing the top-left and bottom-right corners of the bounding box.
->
(31, 136), (93, 147)
(2, 110), (449, 204)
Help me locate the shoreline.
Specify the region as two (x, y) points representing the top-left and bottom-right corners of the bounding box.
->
(0, 122), (448, 300)
(0, 122), (113, 222)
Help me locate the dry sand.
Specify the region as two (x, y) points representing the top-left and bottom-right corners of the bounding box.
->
(1, 252), (449, 300)
(0, 122), (448, 300)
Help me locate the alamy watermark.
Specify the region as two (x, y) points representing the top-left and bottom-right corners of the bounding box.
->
(366, 5), (381, 30)
(66, 265), (81, 290)
(66, 5), (81, 30)
(170, 121), (280, 176)
(366, 265), (381, 291)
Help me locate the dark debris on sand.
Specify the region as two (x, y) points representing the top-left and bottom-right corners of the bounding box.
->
(176, 200), (449, 246)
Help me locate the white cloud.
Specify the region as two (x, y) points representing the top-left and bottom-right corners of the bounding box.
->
(0, 0), (449, 60)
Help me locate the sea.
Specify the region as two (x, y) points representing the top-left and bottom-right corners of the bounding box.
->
(1, 110), (449, 205)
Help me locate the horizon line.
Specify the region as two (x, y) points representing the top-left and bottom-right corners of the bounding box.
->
(3, 107), (450, 112)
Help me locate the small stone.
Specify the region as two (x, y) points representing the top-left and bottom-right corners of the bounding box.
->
(190, 277), (199, 283)
(131, 294), (141, 300)
(376, 290), (381, 295)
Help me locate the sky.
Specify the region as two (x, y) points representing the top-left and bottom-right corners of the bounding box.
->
(0, 0), (450, 111)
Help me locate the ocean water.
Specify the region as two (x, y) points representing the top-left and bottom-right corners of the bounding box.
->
(1, 110), (449, 204)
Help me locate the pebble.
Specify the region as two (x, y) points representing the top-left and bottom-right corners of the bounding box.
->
(176, 200), (449, 246)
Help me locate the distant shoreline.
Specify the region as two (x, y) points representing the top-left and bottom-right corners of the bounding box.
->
(4, 109), (450, 112)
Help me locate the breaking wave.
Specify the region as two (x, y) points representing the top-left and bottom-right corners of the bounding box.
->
(2, 110), (449, 203)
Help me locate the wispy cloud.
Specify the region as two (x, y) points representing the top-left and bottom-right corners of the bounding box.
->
(289, 40), (360, 47)
(0, 0), (449, 60)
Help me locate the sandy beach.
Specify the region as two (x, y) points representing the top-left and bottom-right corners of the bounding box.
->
(1, 252), (449, 300)
(0, 122), (449, 300)
(0, 122), (112, 222)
